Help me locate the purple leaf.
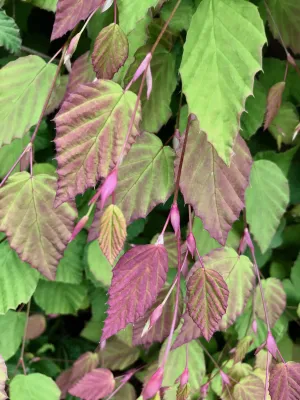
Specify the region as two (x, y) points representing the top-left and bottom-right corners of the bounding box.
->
(66, 52), (95, 96)
(101, 244), (168, 341)
(69, 368), (115, 400)
(186, 263), (229, 341)
(175, 119), (252, 245)
(269, 362), (300, 400)
(171, 312), (201, 350)
(54, 80), (141, 206)
(264, 82), (286, 130)
(51, 0), (104, 40)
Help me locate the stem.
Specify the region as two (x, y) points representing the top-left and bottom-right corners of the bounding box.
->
(19, 299), (31, 375)
(114, 0), (117, 24)
(160, 214), (171, 237)
(188, 205), (193, 233)
(283, 61), (289, 82)
(29, 146), (33, 176)
(21, 46), (53, 62)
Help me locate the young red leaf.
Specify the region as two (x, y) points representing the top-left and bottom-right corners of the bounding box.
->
(69, 368), (115, 400)
(0, 355), (7, 400)
(101, 244), (168, 341)
(269, 362), (300, 400)
(25, 314), (46, 340)
(54, 80), (141, 206)
(175, 120), (252, 245)
(0, 172), (77, 280)
(186, 263), (229, 341)
(264, 82), (286, 130)
(51, 0), (104, 40)
(66, 52), (95, 96)
(92, 23), (128, 79)
(171, 312), (202, 350)
(233, 374), (264, 399)
(98, 205), (127, 264)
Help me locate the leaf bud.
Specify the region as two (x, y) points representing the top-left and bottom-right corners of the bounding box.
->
(252, 319), (258, 334)
(142, 304), (164, 337)
(142, 367), (164, 400)
(186, 232), (196, 257)
(170, 203), (180, 237)
(69, 215), (88, 243)
(266, 331), (278, 359)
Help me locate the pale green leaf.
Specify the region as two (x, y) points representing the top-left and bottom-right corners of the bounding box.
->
(118, 0), (160, 34)
(0, 311), (25, 360)
(0, 11), (21, 53)
(161, 0), (194, 32)
(181, 0), (266, 162)
(86, 240), (112, 288)
(0, 56), (56, 147)
(10, 373), (60, 400)
(33, 163), (57, 176)
(233, 374), (264, 400)
(22, 0), (57, 11)
(0, 135), (30, 178)
(0, 241), (39, 315)
(269, 102), (300, 146)
(246, 160), (289, 252)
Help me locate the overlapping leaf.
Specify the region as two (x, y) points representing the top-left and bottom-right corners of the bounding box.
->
(151, 232), (178, 269)
(172, 312), (202, 349)
(69, 368), (115, 400)
(233, 336), (253, 364)
(187, 263), (229, 341)
(86, 241), (112, 287)
(180, 0), (266, 163)
(0, 11), (21, 53)
(0, 355), (7, 400)
(66, 52), (95, 96)
(24, 0), (58, 11)
(118, 0), (160, 34)
(269, 102), (300, 146)
(0, 56), (56, 147)
(51, 0), (103, 40)
(92, 23), (128, 79)
(264, 82), (286, 130)
(10, 373), (61, 400)
(255, 278), (286, 328)
(54, 80), (141, 206)
(101, 244), (168, 341)
(246, 160), (289, 252)
(45, 75), (68, 116)
(98, 205), (127, 264)
(0, 172), (77, 280)
(176, 120), (252, 245)
(233, 374), (264, 400)
(0, 311), (25, 360)
(269, 362), (300, 400)
(0, 135), (30, 178)
(0, 241), (39, 315)
(102, 335), (140, 370)
(25, 314), (47, 340)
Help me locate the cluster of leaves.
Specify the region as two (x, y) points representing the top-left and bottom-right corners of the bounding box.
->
(0, 0), (300, 399)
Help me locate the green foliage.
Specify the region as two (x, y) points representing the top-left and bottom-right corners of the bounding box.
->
(10, 373), (61, 400)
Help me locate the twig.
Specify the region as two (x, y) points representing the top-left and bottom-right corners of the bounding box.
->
(21, 46), (54, 62)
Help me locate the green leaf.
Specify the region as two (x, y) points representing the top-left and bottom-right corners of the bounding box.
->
(233, 374), (264, 400)
(0, 172), (77, 280)
(0, 241), (39, 314)
(102, 333), (140, 370)
(0, 135), (30, 178)
(22, 0), (57, 11)
(10, 373), (61, 400)
(0, 11), (21, 53)
(192, 217), (220, 256)
(118, 0), (160, 34)
(45, 75), (68, 116)
(0, 311), (25, 360)
(161, 0), (194, 32)
(86, 240), (112, 288)
(125, 45), (177, 132)
(180, 0), (266, 163)
(246, 160), (289, 252)
(34, 281), (88, 315)
(0, 56), (56, 147)
(267, 0), (300, 54)
(268, 102), (300, 146)
(151, 232), (178, 269)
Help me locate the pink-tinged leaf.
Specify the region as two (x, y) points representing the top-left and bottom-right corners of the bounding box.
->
(175, 119), (252, 245)
(264, 82), (286, 130)
(66, 52), (95, 96)
(233, 374), (264, 400)
(172, 312), (202, 350)
(69, 368), (115, 400)
(0, 172), (77, 280)
(54, 80), (141, 206)
(269, 362), (300, 400)
(0, 355), (7, 400)
(51, 0), (104, 40)
(255, 278), (286, 328)
(98, 205), (126, 264)
(101, 244), (168, 341)
(45, 75), (69, 116)
(133, 286), (183, 346)
(186, 263), (229, 341)
(92, 23), (128, 79)
(25, 314), (46, 340)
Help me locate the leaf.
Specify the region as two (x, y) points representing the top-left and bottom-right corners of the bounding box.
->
(176, 120), (252, 245)
(267, 0), (300, 54)
(0, 135), (30, 178)
(98, 205), (127, 264)
(101, 244), (168, 341)
(102, 336), (140, 370)
(245, 160), (289, 252)
(89, 133), (174, 238)
(112, 383), (136, 400)
(255, 278), (286, 328)
(264, 82), (286, 130)
(118, 0), (160, 34)
(92, 23), (128, 79)
(133, 285), (183, 346)
(51, 0), (103, 40)
(0, 241), (39, 315)
(233, 374), (264, 400)
(269, 362), (300, 400)
(34, 281), (87, 315)
(66, 52), (95, 96)
(0, 355), (7, 400)
(0, 11), (21, 53)
(25, 314), (47, 340)
(10, 373), (61, 400)
(151, 232), (178, 269)
(0, 172), (77, 280)
(187, 263), (229, 341)
(172, 312), (201, 349)
(0, 56), (56, 147)
(45, 75), (68, 116)
(54, 80), (141, 206)
(125, 45), (177, 132)
(234, 336), (253, 364)
(86, 241), (113, 287)
(161, 0), (194, 32)
(180, 0), (266, 163)
(23, 0), (58, 11)
(0, 311), (25, 360)
(69, 368), (115, 400)
(269, 102), (300, 146)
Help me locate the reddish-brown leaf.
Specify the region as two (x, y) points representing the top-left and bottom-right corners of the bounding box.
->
(172, 312), (202, 349)
(25, 314), (46, 340)
(101, 244), (168, 341)
(66, 52), (95, 96)
(269, 362), (300, 400)
(186, 263), (229, 341)
(264, 82), (286, 130)
(69, 368), (115, 400)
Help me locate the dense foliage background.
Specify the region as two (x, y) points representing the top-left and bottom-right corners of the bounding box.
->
(0, 0), (300, 399)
